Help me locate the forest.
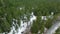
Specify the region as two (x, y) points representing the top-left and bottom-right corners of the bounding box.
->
(0, 0), (60, 34)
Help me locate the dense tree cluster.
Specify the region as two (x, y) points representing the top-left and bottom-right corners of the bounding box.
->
(0, 0), (60, 34)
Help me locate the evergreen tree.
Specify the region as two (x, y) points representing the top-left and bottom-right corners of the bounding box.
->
(0, 0), (60, 34)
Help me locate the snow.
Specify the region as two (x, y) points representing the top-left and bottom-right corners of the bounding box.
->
(8, 12), (36, 34)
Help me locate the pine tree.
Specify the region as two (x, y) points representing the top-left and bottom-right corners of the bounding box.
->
(0, 0), (60, 34)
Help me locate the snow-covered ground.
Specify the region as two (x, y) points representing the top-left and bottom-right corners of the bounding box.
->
(8, 12), (36, 34)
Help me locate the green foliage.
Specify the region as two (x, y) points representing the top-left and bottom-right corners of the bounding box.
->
(0, 0), (60, 33)
(45, 18), (53, 29)
(31, 21), (39, 33)
(31, 16), (45, 33)
(55, 27), (60, 34)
